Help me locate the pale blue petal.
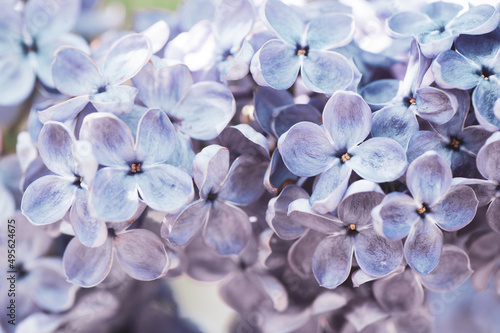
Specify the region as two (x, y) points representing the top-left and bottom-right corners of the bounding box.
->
(259, 39), (301, 90)
(202, 201), (251, 255)
(173, 82), (236, 140)
(264, 0), (304, 45)
(323, 91), (371, 150)
(486, 198), (500, 234)
(406, 152), (452, 206)
(138, 164), (194, 212)
(90, 168), (138, 222)
(217, 124), (269, 160)
(70, 188), (107, 248)
(214, 0), (254, 49)
(310, 161), (351, 214)
(0, 55), (35, 106)
(306, 13), (354, 50)
(404, 219), (443, 275)
(103, 34), (152, 85)
(301, 50), (353, 93)
(421, 2), (462, 26)
(288, 229), (325, 278)
(38, 122), (76, 176)
(21, 175), (76, 225)
(387, 11), (438, 37)
(25, 0), (80, 38)
(114, 229), (168, 280)
(278, 122), (336, 177)
(414, 86), (457, 124)
(272, 104), (321, 138)
(338, 191), (385, 228)
(52, 48), (102, 96)
(221, 39), (255, 81)
(455, 26), (500, 64)
(406, 131), (451, 165)
(135, 108), (176, 164)
(287, 198), (344, 234)
(360, 79), (401, 110)
(165, 199), (210, 246)
(89, 85), (137, 115)
(348, 137), (408, 183)
(416, 28), (455, 58)
(448, 4), (500, 35)
(193, 145), (229, 197)
(373, 269), (424, 313)
(372, 192), (419, 240)
(432, 50), (481, 90)
(472, 78), (500, 131)
(38, 96), (90, 124)
(80, 112), (136, 167)
(265, 150), (299, 193)
(312, 235), (353, 288)
(429, 185), (478, 231)
(254, 86), (294, 135)
(354, 229), (403, 277)
(371, 104), (419, 149)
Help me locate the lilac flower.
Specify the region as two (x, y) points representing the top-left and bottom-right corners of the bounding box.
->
(79, 108), (194, 222)
(164, 144), (267, 255)
(288, 181), (404, 288)
(432, 27), (500, 131)
(251, 0), (355, 93)
(38, 34), (152, 123)
(279, 91), (407, 214)
(387, 2), (500, 58)
(406, 89), (491, 178)
(132, 57), (235, 140)
(372, 152), (478, 274)
(63, 222), (169, 287)
(0, 0), (88, 106)
(21, 121), (107, 248)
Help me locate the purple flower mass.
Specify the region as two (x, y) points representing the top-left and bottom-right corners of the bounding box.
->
(2, 0), (500, 332)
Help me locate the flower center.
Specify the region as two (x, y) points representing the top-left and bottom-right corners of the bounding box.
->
(448, 137), (462, 151)
(416, 204), (430, 217)
(341, 153), (351, 163)
(349, 224), (356, 231)
(73, 175), (83, 188)
(130, 162), (142, 174)
(416, 206), (426, 215)
(296, 44), (309, 56)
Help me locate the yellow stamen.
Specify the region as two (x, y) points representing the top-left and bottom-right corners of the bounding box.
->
(341, 153), (351, 163)
(131, 162), (142, 173)
(482, 74), (489, 81)
(296, 49), (307, 56)
(417, 205), (426, 215)
(410, 98), (416, 105)
(450, 138), (461, 149)
(349, 224), (356, 231)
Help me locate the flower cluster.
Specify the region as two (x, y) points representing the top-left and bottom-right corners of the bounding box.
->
(2, 0), (500, 332)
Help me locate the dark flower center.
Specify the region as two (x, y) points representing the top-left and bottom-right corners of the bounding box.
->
(73, 175), (83, 188)
(15, 263), (28, 280)
(447, 137), (462, 151)
(207, 191), (218, 202)
(346, 223), (359, 236)
(296, 44), (309, 56)
(403, 96), (416, 107)
(129, 162), (143, 175)
(479, 66), (494, 80)
(417, 203), (430, 217)
(108, 228), (117, 238)
(21, 40), (38, 55)
(97, 86), (107, 93)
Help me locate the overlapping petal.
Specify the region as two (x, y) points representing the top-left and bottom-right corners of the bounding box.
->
(259, 40), (301, 90)
(404, 219), (443, 275)
(312, 235), (353, 288)
(264, 0), (304, 45)
(135, 108), (176, 164)
(429, 186), (478, 231)
(301, 50), (353, 93)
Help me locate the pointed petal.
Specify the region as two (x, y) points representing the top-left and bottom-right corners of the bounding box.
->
(103, 34), (152, 85)
(354, 229), (403, 277)
(202, 201), (251, 255)
(63, 237), (113, 288)
(404, 219), (443, 275)
(21, 175), (75, 225)
(310, 162), (351, 214)
(430, 185), (478, 231)
(312, 235), (353, 288)
(348, 137), (408, 183)
(79, 112), (136, 167)
(137, 164), (194, 212)
(70, 189), (107, 248)
(259, 39), (301, 90)
(89, 85), (137, 115)
(288, 198), (343, 234)
(264, 0), (304, 45)
(306, 13), (354, 49)
(135, 108), (176, 164)
(372, 192), (419, 240)
(323, 91), (371, 150)
(406, 152), (452, 206)
(173, 82), (236, 140)
(164, 199), (210, 246)
(115, 229), (168, 280)
(38, 96), (90, 124)
(52, 48), (101, 96)
(301, 50), (353, 94)
(38, 122), (76, 176)
(90, 168), (139, 222)
(278, 122), (335, 177)
(418, 245), (472, 292)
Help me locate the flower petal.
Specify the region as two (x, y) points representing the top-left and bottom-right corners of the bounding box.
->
(323, 91), (371, 151)
(52, 48), (101, 96)
(278, 122), (336, 177)
(202, 201), (251, 255)
(80, 112), (136, 167)
(387, 11), (438, 37)
(254, 86), (294, 135)
(25, 0), (80, 37)
(103, 34), (152, 85)
(214, 0), (254, 49)
(429, 185), (478, 231)
(38, 96), (90, 124)
(90, 168), (138, 222)
(404, 219), (443, 275)
(164, 199), (210, 246)
(306, 13), (354, 50)
(421, 2), (462, 26)
(0, 55), (35, 106)
(272, 103), (322, 138)
(89, 85), (138, 115)
(472, 77), (500, 131)
(38, 122), (76, 177)
(312, 235), (353, 288)
(70, 188), (107, 248)
(432, 50), (481, 90)
(310, 161), (351, 214)
(348, 137), (408, 183)
(63, 237), (113, 288)
(406, 131), (451, 165)
(418, 245), (472, 292)
(173, 81), (236, 140)
(21, 175), (75, 225)
(486, 198), (500, 234)
(288, 198), (343, 234)
(338, 191), (384, 228)
(259, 39), (301, 90)
(371, 104), (419, 149)
(264, 0), (304, 45)
(373, 269), (424, 313)
(135, 108), (176, 164)
(448, 4), (500, 35)
(138, 164), (194, 212)
(477, 131), (500, 182)
(114, 229), (168, 280)
(414, 86), (457, 124)
(406, 152), (452, 206)
(288, 229), (325, 278)
(372, 192), (419, 240)
(301, 50), (353, 94)
(193, 145), (229, 198)
(354, 229), (403, 277)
